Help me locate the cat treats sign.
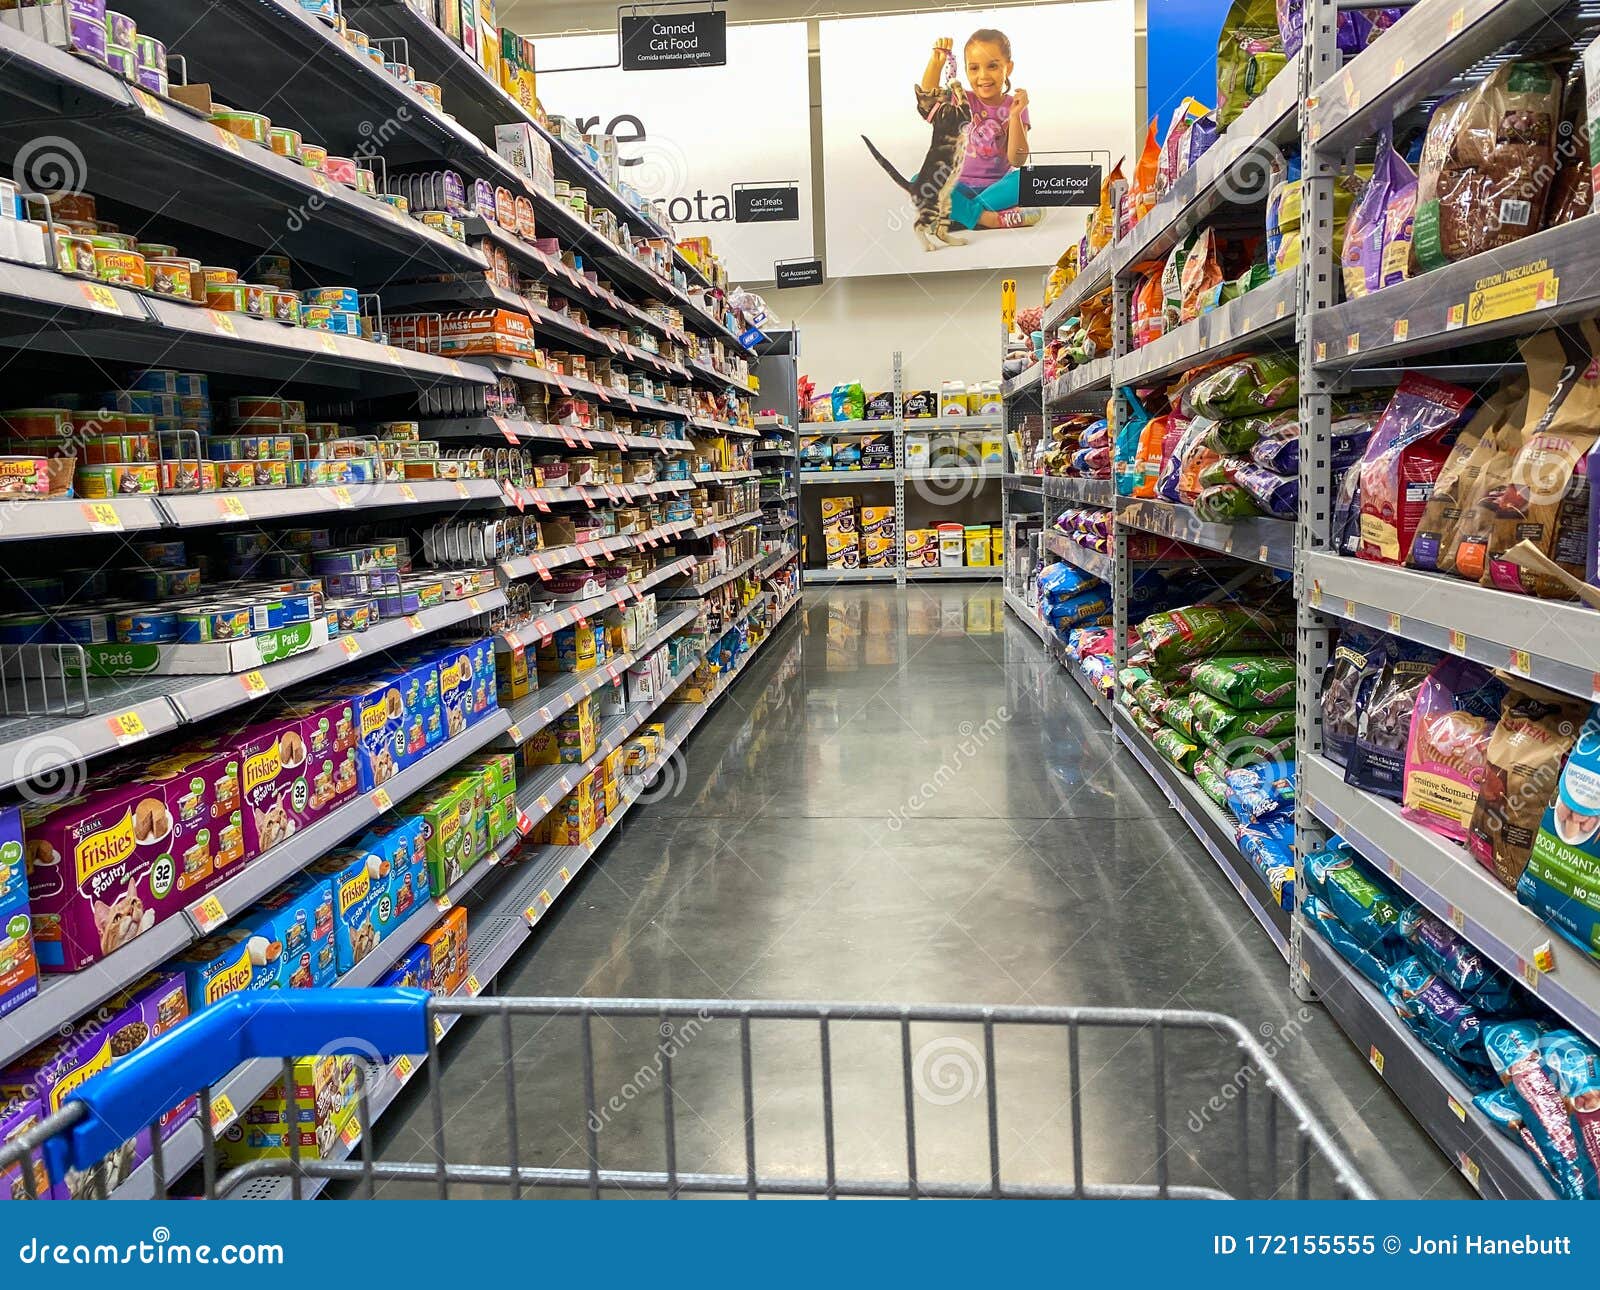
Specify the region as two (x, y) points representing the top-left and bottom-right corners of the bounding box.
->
(818, 1), (1134, 278)
(535, 22), (813, 281)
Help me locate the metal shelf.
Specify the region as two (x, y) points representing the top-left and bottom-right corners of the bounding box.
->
(692, 469), (763, 482)
(1308, 217), (1597, 371)
(1002, 362), (1043, 398)
(1041, 476), (1114, 508)
(1049, 633), (1112, 720)
(1307, 0), (1552, 154)
(1302, 754), (1600, 1049)
(1044, 533), (1114, 582)
(805, 567), (900, 584)
(1045, 356), (1113, 403)
(1042, 250), (1114, 332)
(904, 567), (1002, 581)
(1112, 705), (1290, 956)
(1304, 552), (1600, 700)
(422, 418), (690, 454)
(1117, 497), (1296, 571)
(158, 479), (499, 530)
(799, 470), (896, 485)
(1003, 474), (1045, 493)
(758, 545), (800, 577)
(664, 555), (763, 598)
(903, 466), (1003, 482)
(499, 556), (698, 649)
(686, 509), (763, 538)
(1299, 928), (1554, 1199)
(497, 531), (695, 586)
(1002, 588), (1048, 642)
(0, 495), (166, 543)
(1114, 270), (1297, 387)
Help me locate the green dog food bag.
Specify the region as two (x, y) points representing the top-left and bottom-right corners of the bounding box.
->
(1163, 694), (1200, 738)
(1189, 655), (1297, 709)
(1194, 757), (1232, 807)
(1184, 353), (1299, 419)
(1153, 725), (1201, 773)
(1137, 604), (1288, 678)
(1190, 691), (1296, 749)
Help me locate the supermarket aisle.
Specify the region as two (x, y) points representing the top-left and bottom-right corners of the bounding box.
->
(375, 584), (1462, 1199)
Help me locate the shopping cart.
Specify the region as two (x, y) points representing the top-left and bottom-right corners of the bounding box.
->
(0, 992), (1373, 1200)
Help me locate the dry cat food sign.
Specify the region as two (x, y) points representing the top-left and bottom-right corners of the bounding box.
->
(620, 10), (727, 70)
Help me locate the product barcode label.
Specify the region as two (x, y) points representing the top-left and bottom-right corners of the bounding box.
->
(1498, 199), (1532, 227)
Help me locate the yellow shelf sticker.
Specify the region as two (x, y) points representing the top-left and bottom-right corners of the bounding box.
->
(209, 1094), (238, 1132)
(339, 635), (363, 658)
(80, 501), (123, 531)
(79, 282), (123, 315)
(1465, 263), (1558, 327)
(106, 710), (147, 745)
(371, 787), (393, 812)
(1368, 1045), (1384, 1076)
(191, 894), (227, 934)
(239, 670), (268, 697)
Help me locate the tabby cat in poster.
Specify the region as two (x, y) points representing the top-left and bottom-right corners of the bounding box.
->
(862, 85), (972, 251)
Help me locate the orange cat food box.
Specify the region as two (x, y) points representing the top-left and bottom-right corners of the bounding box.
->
(23, 742), (242, 972)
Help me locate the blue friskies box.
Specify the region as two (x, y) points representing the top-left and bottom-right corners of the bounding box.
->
(175, 878), (337, 1010)
(377, 941), (434, 990)
(433, 636), (497, 736)
(324, 660), (443, 791)
(303, 816), (430, 974)
(0, 805), (37, 1019)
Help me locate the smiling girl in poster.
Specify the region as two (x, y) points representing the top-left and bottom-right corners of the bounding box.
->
(922, 30), (1042, 230)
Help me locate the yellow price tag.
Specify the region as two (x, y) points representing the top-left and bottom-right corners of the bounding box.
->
(1447, 1096), (1466, 1123)
(217, 495), (249, 520)
(1385, 611), (1401, 632)
(393, 1055), (414, 1083)
(1458, 1153), (1480, 1191)
(238, 670), (268, 696)
(78, 282), (123, 315)
(467, 596), (482, 612)
(209, 1095), (237, 1132)
(404, 614), (424, 634)
(133, 88), (166, 118)
(432, 1017), (445, 1042)
(1345, 333), (1360, 356)
(341, 1119), (363, 1148)
(1448, 904), (1465, 933)
(1368, 1046), (1384, 1076)
(318, 333), (340, 355)
(453, 480), (470, 499)
(80, 501), (122, 532)
(212, 124), (243, 153)
(1449, 629), (1467, 653)
(466, 974), (482, 996)
(1509, 647), (1532, 676)
(339, 635), (362, 658)
(1299, 957), (1311, 982)
(398, 484), (417, 502)
(539, 889), (553, 906)
(434, 893), (453, 912)
(209, 309), (238, 336)
(191, 893), (227, 934)
(1519, 957), (1540, 991)
(106, 710), (147, 745)
(524, 905), (541, 925)
(386, 345), (408, 365)
(1448, 8), (1465, 36)
(330, 485), (354, 508)
(1534, 941), (1557, 974)
(371, 787), (393, 812)
(558, 867), (571, 882)
(310, 173), (333, 195)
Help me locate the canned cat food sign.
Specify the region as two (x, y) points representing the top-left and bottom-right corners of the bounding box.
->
(620, 10), (726, 70)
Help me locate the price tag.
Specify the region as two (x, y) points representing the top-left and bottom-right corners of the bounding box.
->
(212, 124), (243, 153)
(398, 483), (418, 502)
(1386, 857), (1402, 882)
(239, 670), (268, 697)
(1343, 598), (1356, 620)
(191, 894), (228, 934)
(535, 497), (551, 514)
(106, 710), (147, 746)
(1448, 7), (1465, 37)
(467, 596), (483, 612)
(516, 810), (534, 835)
(495, 418), (519, 444)
(79, 501), (123, 532)
(386, 345), (408, 366)
(1448, 629), (1467, 653)
(1518, 956), (1540, 991)
(1315, 341), (1327, 363)
(433, 1017), (445, 1042)
(466, 974), (483, 996)
(1345, 333), (1359, 356)
(78, 282), (123, 315)
(1448, 904), (1465, 933)
(330, 485), (354, 509)
(434, 893), (453, 912)
(1446, 303), (1466, 331)
(310, 172), (333, 195)
(524, 905), (541, 926)
(210, 310), (238, 336)
(393, 1055), (414, 1084)
(1392, 56), (1407, 79)
(1534, 941), (1556, 974)
(1368, 1045), (1384, 1076)
(1447, 1095), (1466, 1123)
(558, 867), (571, 883)
(454, 480), (471, 499)
(1385, 611), (1401, 632)
(539, 888), (553, 906)
(338, 635), (363, 658)
(1392, 319), (1409, 343)
(1342, 70), (1359, 111)
(1508, 647), (1532, 676)
(209, 1095), (238, 1132)
(1299, 957), (1311, 982)
(405, 615), (425, 634)
(371, 787), (393, 812)
(317, 333), (341, 355)
(132, 87), (166, 118)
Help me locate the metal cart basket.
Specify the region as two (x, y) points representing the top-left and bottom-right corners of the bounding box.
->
(0, 991), (1373, 1200)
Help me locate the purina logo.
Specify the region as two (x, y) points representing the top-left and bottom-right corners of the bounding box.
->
(1020, 164), (1101, 207)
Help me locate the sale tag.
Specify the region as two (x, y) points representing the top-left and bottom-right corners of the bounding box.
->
(210, 310), (238, 336)
(239, 670), (268, 697)
(106, 710), (147, 745)
(78, 282), (123, 315)
(339, 635), (363, 658)
(517, 810), (534, 835)
(79, 501), (123, 532)
(1368, 1045), (1384, 1076)
(212, 124), (243, 153)
(371, 787), (393, 812)
(209, 1095), (238, 1132)
(191, 894), (228, 934)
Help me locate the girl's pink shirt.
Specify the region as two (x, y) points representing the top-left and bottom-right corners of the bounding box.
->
(960, 89), (1029, 189)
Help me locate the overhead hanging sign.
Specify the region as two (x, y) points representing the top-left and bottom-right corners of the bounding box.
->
(774, 257), (824, 287)
(534, 22), (814, 281)
(1020, 164), (1101, 206)
(734, 183), (800, 223)
(620, 10), (727, 71)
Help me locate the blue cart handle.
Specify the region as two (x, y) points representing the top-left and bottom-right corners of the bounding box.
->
(57, 988), (431, 1175)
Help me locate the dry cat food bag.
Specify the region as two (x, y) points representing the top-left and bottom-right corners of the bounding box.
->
(1184, 353), (1298, 419)
(1193, 757), (1232, 808)
(1383, 957), (1498, 1089)
(1408, 377), (1529, 573)
(1468, 678), (1588, 889)
(1189, 654), (1296, 709)
(1132, 270), (1165, 350)
(1179, 228), (1225, 324)
(1162, 694), (1200, 738)
(1484, 322), (1600, 598)
(1089, 159), (1125, 254)
(1411, 60), (1565, 272)
(1320, 626), (1393, 767)
(1160, 231), (1202, 335)
(1193, 483), (1262, 522)
(1342, 130), (1417, 296)
(1401, 656), (1508, 843)
(1347, 642), (1439, 801)
(1156, 98), (1208, 197)
(1483, 1021), (1590, 1200)
(1235, 463), (1297, 519)
(1357, 373), (1474, 565)
(1518, 706), (1600, 961)
(1217, 0), (1287, 128)
(1152, 725), (1201, 773)
(1122, 117), (1162, 235)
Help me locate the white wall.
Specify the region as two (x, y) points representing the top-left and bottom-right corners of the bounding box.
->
(500, 0), (1144, 391)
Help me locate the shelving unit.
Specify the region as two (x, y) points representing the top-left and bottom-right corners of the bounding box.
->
(1001, 0), (1600, 1198)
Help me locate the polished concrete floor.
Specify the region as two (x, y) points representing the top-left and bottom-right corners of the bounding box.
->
(370, 584), (1466, 1200)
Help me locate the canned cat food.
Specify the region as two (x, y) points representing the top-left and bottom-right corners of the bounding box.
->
(230, 396), (294, 421)
(94, 247), (145, 288)
(216, 461), (257, 489)
(378, 193), (410, 217)
(132, 540), (187, 568)
(413, 81), (443, 109)
(135, 243), (176, 260)
(299, 143), (327, 172)
(0, 409), (72, 439)
(269, 290), (300, 325)
(105, 43), (136, 80)
(79, 432), (157, 465)
(175, 605), (252, 644)
(124, 566), (202, 600)
(301, 286), (359, 312)
(382, 61), (414, 85)
(321, 570), (370, 597)
(50, 229), (95, 276)
(240, 283), (270, 319)
(144, 257), (194, 298)
(268, 127), (302, 160)
(210, 109), (270, 145)
(322, 156), (358, 187)
(115, 610), (178, 643)
(0, 456), (50, 498)
(201, 266), (238, 289)
(252, 459), (288, 487)
(206, 283), (249, 312)
(313, 546), (377, 575)
(76, 462), (159, 496)
(56, 611), (110, 645)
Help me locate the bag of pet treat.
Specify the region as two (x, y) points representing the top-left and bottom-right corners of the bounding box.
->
(1484, 322), (1600, 598)
(1412, 60), (1565, 273)
(1347, 641), (1440, 801)
(1319, 626), (1393, 767)
(1484, 1021), (1590, 1200)
(1517, 707), (1600, 961)
(1408, 377), (1530, 573)
(1468, 678), (1589, 889)
(1401, 656), (1508, 844)
(1356, 372), (1474, 565)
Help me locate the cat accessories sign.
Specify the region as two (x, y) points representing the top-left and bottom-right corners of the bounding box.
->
(620, 7), (726, 70)
(1021, 164), (1101, 206)
(774, 257), (824, 287)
